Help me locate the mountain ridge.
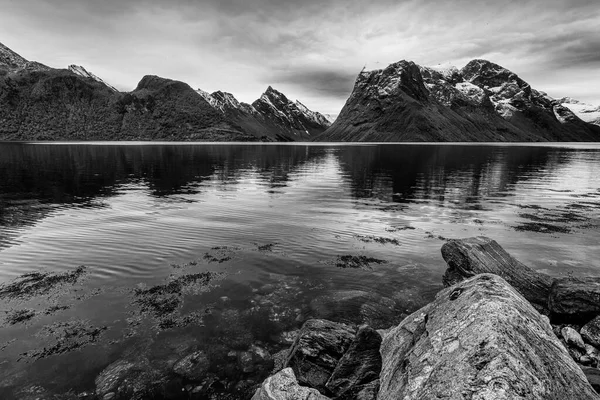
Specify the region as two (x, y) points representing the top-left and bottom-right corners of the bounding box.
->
(1, 41), (598, 142)
(0, 42), (330, 141)
(316, 58), (600, 142)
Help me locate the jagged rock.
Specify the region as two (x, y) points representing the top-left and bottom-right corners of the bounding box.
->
(549, 277), (600, 323)
(251, 368), (330, 400)
(285, 319), (356, 393)
(238, 345), (274, 374)
(197, 86), (330, 141)
(378, 274), (599, 399)
(172, 350), (210, 381)
(324, 325), (381, 398)
(562, 327), (586, 350)
(583, 316), (600, 348)
(441, 236), (553, 311)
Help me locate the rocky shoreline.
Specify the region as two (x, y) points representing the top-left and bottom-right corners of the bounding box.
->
(4, 237), (600, 399)
(252, 237), (600, 399)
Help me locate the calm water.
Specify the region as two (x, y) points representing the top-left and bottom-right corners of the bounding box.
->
(0, 143), (599, 398)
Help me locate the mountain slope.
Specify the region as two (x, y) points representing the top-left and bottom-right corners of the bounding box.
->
(68, 65), (118, 92)
(0, 43), (251, 141)
(0, 42), (50, 72)
(559, 98), (600, 126)
(317, 59), (600, 142)
(197, 86), (331, 141)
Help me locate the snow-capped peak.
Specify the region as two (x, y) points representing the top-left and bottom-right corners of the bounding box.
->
(559, 98), (600, 126)
(429, 63), (460, 80)
(68, 65), (118, 92)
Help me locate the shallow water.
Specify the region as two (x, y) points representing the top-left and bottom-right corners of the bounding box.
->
(0, 142), (599, 398)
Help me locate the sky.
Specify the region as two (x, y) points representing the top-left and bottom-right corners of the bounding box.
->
(1, 0), (599, 115)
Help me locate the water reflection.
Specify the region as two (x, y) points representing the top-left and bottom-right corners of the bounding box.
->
(0, 143), (599, 399)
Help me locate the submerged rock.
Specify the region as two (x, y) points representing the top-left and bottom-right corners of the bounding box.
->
(548, 277), (600, 323)
(172, 350), (210, 381)
(94, 358), (165, 400)
(309, 290), (398, 329)
(285, 319), (356, 393)
(378, 274), (599, 399)
(441, 236), (554, 311)
(582, 316), (600, 348)
(251, 368), (330, 400)
(562, 326), (586, 351)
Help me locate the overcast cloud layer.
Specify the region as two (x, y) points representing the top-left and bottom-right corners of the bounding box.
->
(1, 0), (599, 114)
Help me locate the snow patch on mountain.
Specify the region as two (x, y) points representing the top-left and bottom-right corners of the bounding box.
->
(559, 98), (600, 126)
(68, 65), (118, 92)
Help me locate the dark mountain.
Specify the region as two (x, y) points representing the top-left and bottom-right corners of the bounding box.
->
(197, 86), (331, 141)
(317, 59), (600, 142)
(0, 42), (326, 141)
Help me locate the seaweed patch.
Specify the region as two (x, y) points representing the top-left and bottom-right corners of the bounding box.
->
(19, 319), (108, 361)
(355, 235), (401, 245)
(131, 271), (226, 331)
(5, 308), (36, 325)
(333, 255), (388, 270)
(0, 266), (87, 301)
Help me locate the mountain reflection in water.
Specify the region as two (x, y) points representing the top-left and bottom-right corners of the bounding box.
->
(0, 143), (599, 399)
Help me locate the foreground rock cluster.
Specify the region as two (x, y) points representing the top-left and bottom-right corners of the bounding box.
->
(253, 236), (600, 399)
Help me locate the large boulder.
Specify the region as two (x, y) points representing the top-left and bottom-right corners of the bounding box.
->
(285, 319), (356, 393)
(251, 368), (330, 400)
(441, 236), (553, 311)
(378, 274), (599, 399)
(548, 277), (600, 323)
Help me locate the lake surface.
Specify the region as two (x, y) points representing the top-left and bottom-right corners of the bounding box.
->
(0, 142), (599, 399)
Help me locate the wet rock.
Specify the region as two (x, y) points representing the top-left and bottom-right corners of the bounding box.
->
(272, 349), (289, 374)
(325, 325), (381, 398)
(285, 319), (356, 393)
(238, 345), (274, 374)
(583, 316), (600, 348)
(251, 367), (330, 400)
(95, 360), (136, 399)
(562, 326), (586, 350)
(441, 236), (553, 311)
(343, 379), (379, 400)
(95, 358), (165, 400)
(272, 330), (299, 346)
(378, 274), (599, 399)
(172, 350), (210, 381)
(549, 277), (600, 323)
(582, 366), (600, 393)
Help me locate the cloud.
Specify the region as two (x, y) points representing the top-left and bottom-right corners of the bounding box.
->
(1, 0), (599, 112)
